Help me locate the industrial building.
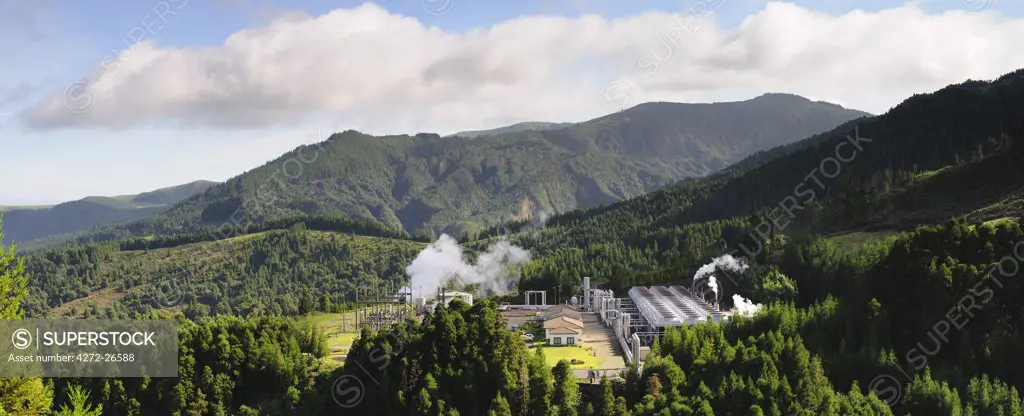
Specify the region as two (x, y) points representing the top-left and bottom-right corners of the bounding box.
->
(413, 289), (474, 314)
(629, 286), (727, 327)
(440, 291), (473, 307)
(582, 277), (730, 365)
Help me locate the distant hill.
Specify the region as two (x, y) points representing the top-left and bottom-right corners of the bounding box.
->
(667, 74), (1024, 233)
(131, 180), (220, 206)
(449, 121), (574, 138)
(1, 180), (217, 245)
(0, 204), (52, 212)
(63, 94), (868, 243)
(542, 94), (870, 172)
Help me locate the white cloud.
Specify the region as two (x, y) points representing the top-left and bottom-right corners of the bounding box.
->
(21, 1), (1024, 135)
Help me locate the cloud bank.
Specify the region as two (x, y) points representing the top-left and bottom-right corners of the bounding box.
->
(23, 2), (1024, 134)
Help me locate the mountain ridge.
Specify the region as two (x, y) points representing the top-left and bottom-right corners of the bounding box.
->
(449, 121), (575, 138)
(0, 180), (218, 245)
(40, 94), (869, 247)
(522, 69), (1024, 257)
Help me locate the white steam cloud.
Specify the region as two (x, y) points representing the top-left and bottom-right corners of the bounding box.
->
(692, 254), (763, 316)
(732, 294), (764, 316)
(692, 254), (749, 300)
(406, 234), (531, 298)
(534, 208), (551, 226)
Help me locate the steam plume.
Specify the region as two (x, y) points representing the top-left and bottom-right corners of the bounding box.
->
(732, 294), (763, 316)
(692, 254), (749, 299)
(406, 234), (531, 298)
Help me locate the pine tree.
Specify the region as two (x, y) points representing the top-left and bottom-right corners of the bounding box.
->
(0, 214), (55, 414)
(613, 397), (630, 416)
(487, 394), (512, 416)
(0, 215), (28, 319)
(598, 376), (616, 416)
(54, 385), (104, 416)
(528, 349), (554, 415)
(646, 374), (663, 399)
(552, 360), (580, 416)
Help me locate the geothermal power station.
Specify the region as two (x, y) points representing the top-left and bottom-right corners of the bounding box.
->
(583, 277), (731, 364)
(365, 233), (752, 367)
(386, 275), (735, 366)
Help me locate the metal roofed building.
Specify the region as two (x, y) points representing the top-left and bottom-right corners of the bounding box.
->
(582, 278), (732, 365)
(628, 285), (728, 328)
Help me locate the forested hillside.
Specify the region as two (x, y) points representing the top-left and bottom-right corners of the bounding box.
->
(502, 69), (1024, 296)
(21, 223), (423, 320)
(67, 94), (866, 244)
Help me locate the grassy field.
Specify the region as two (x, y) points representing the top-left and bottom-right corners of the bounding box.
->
(301, 307), (414, 367)
(828, 230), (899, 250)
(301, 311), (363, 367)
(532, 341), (605, 370)
(50, 287), (131, 316)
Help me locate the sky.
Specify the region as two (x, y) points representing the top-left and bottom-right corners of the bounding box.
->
(1, 0), (1023, 205)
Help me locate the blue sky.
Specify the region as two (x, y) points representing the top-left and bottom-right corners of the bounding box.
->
(2, 0), (1023, 204)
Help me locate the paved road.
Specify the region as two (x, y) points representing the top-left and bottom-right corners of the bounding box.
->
(581, 313), (627, 369)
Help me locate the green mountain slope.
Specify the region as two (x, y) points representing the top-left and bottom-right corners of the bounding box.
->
(664, 73), (1024, 234)
(544, 94), (870, 171)
(1, 180), (217, 245)
(536, 70), (1024, 244)
(130, 180), (219, 206)
(20, 227), (423, 318)
(81, 95), (867, 242)
(483, 69), (1024, 296)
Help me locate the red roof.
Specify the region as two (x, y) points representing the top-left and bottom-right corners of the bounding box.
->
(543, 316), (583, 330)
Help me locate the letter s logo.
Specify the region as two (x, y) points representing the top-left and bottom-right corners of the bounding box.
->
(12, 329), (32, 350)
(331, 375), (365, 408)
